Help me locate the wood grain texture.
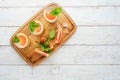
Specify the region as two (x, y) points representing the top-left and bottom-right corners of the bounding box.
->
(0, 7), (120, 26)
(0, 45), (120, 65)
(0, 26), (120, 45)
(0, 0), (120, 7)
(0, 0), (120, 79)
(0, 65), (120, 80)
(33, 65), (120, 80)
(0, 66), (32, 80)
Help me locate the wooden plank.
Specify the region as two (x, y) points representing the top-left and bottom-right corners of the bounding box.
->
(32, 65), (120, 80)
(0, 7), (120, 26)
(0, 66), (33, 80)
(0, 45), (120, 65)
(0, 26), (120, 45)
(0, 0), (120, 7)
(0, 65), (120, 80)
(0, 27), (18, 45)
(0, 46), (26, 64)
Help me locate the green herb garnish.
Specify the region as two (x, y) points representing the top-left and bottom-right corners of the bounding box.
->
(50, 7), (62, 16)
(49, 29), (56, 39)
(44, 47), (51, 54)
(29, 20), (39, 32)
(44, 38), (50, 47)
(38, 38), (52, 54)
(14, 35), (19, 43)
(39, 42), (44, 51)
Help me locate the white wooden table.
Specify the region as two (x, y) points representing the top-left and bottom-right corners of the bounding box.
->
(0, 0), (120, 80)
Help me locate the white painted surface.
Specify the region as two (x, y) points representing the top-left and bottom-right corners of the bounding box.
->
(1, 46), (120, 65)
(1, 26), (120, 45)
(0, 7), (120, 26)
(0, 0), (120, 80)
(0, 0), (120, 7)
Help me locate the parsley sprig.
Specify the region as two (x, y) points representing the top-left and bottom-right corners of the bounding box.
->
(39, 38), (52, 54)
(37, 29), (56, 54)
(14, 35), (19, 43)
(50, 7), (62, 16)
(29, 21), (39, 32)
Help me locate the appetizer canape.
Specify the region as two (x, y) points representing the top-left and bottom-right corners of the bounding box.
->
(13, 33), (29, 48)
(55, 29), (62, 44)
(29, 20), (44, 35)
(55, 23), (63, 44)
(35, 48), (49, 57)
(44, 7), (62, 23)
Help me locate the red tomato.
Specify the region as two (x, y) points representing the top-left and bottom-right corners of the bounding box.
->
(41, 37), (46, 43)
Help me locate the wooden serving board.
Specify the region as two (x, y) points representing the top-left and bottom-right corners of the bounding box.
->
(10, 2), (76, 66)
